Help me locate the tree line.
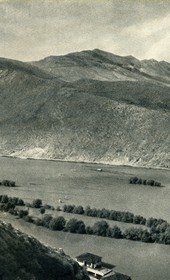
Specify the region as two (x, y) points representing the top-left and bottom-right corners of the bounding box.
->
(1, 195), (170, 245)
(0, 179), (16, 187)
(61, 204), (146, 225)
(129, 176), (162, 187)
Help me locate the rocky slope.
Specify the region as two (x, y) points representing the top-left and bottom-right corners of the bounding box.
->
(0, 220), (89, 280)
(0, 49), (169, 168)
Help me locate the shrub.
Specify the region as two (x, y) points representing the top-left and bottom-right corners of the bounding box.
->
(63, 204), (75, 213)
(75, 220), (86, 234)
(73, 205), (84, 215)
(4, 202), (15, 211)
(23, 215), (34, 223)
(1, 180), (16, 187)
(1, 195), (9, 203)
(40, 207), (46, 214)
(129, 177), (139, 184)
(18, 210), (28, 218)
(34, 218), (43, 226)
(49, 216), (66, 231)
(65, 218), (86, 234)
(107, 226), (122, 238)
(41, 215), (53, 228)
(8, 208), (18, 216)
(123, 227), (145, 241)
(92, 220), (109, 237)
(84, 206), (92, 216)
(86, 226), (93, 235)
(32, 199), (42, 208)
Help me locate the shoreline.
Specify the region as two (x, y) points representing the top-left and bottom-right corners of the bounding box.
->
(0, 154), (169, 172)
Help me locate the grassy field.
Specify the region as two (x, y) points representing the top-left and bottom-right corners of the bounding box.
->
(0, 156), (170, 280)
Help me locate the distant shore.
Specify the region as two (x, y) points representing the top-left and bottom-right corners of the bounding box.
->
(0, 154), (169, 171)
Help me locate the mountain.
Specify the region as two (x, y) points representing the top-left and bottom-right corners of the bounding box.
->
(0, 221), (89, 280)
(0, 49), (170, 168)
(32, 49), (170, 84)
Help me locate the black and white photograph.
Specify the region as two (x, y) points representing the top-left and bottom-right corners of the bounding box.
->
(0, 0), (170, 279)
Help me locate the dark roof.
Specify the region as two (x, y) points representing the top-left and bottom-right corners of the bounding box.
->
(76, 253), (102, 263)
(102, 262), (115, 269)
(102, 271), (131, 280)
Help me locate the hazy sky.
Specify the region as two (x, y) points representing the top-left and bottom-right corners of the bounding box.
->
(0, 0), (170, 62)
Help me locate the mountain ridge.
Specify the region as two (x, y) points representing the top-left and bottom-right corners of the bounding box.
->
(32, 49), (170, 84)
(0, 49), (169, 168)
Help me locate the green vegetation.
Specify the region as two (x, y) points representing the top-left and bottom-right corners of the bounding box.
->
(129, 176), (162, 187)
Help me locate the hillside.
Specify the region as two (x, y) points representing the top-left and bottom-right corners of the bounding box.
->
(0, 220), (89, 280)
(0, 49), (170, 168)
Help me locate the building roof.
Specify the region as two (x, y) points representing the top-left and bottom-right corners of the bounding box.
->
(76, 253), (102, 263)
(102, 271), (131, 280)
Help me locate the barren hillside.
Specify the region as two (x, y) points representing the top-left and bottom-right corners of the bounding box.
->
(0, 49), (169, 168)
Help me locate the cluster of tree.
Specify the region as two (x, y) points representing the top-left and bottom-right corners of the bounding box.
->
(123, 227), (152, 242)
(1, 195), (170, 245)
(0, 179), (16, 187)
(0, 195), (31, 220)
(25, 198), (43, 208)
(33, 215), (122, 237)
(26, 199), (55, 211)
(63, 205), (84, 215)
(146, 217), (168, 228)
(146, 217), (170, 244)
(62, 204), (146, 225)
(0, 195), (24, 206)
(32, 216), (170, 244)
(0, 196), (54, 219)
(129, 177), (162, 187)
(5, 199), (170, 245)
(34, 215), (66, 231)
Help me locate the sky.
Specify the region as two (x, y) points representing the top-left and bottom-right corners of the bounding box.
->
(0, 0), (170, 62)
